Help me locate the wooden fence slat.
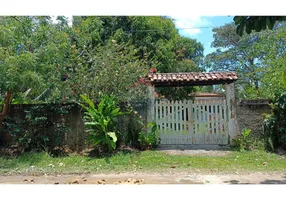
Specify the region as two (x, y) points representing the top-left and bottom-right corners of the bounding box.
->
(154, 96), (229, 145)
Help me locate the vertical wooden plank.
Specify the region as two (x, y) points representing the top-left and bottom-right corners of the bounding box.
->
(203, 99), (209, 144)
(216, 100), (221, 143)
(223, 98), (227, 134)
(183, 100), (187, 144)
(219, 99), (223, 135)
(154, 100), (158, 143)
(179, 100), (183, 144)
(206, 100), (211, 144)
(193, 99), (197, 144)
(199, 99), (203, 143)
(171, 100), (174, 135)
(212, 100), (216, 137)
(181, 100), (184, 144)
(161, 101), (166, 144)
(195, 99), (200, 144)
(160, 100), (164, 144)
(173, 100), (177, 144)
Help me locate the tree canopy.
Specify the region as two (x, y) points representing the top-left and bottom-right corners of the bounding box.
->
(206, 21), (286, 99)
(0, 16), (206, 124)
(234, 16), (286, 36)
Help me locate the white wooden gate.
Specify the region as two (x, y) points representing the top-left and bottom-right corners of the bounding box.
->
(154, 97), (229, 145)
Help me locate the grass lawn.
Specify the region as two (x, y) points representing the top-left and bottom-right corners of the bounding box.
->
(0, 150), (286, 175)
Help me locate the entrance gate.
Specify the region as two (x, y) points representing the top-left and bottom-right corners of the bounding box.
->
(154, 97), (229, 145)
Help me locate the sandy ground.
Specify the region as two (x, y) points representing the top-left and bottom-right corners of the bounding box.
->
(1, 172), (286, 184)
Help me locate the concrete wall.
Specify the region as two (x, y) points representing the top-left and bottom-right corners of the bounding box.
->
(236, 99), (271, 136)
(0, 101), (148, 150)
(1, 99), (271, 149)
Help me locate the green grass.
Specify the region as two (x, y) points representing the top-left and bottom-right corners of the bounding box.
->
(0, 150), (286, 175)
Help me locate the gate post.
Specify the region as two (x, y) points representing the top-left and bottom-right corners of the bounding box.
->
(147, 84), (155, 126)
(226, 82), (239, 144)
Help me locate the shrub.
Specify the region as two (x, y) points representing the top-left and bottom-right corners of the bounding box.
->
(3, 104), (71, 152)
(263, 72), (286, 151)
(79, 94), (124, 153)
(232, 128), (253, 151)
(263, 93), (286, 151)
(138, 122), (157, 150)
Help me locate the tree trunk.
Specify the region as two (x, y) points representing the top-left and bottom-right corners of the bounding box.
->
(0, 91), (12, 127)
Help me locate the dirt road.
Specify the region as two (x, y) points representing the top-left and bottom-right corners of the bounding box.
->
(1, 172), (286, 184)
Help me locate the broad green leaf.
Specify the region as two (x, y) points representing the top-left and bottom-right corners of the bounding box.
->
(107, 132), (117, 143)
(80, 95), (95, 109)
(111, 108), (120, 116)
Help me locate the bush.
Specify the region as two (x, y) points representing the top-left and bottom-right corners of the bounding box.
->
(79, 94), (124, 153)
(2, 104), (71, 152)
(138, 122), (157, 150)
(263, 93), (286, 151)
(232, 128), (253, 151)
(263, 72), (286, 151)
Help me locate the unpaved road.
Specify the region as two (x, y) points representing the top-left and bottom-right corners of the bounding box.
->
(1, 172), (286, 184)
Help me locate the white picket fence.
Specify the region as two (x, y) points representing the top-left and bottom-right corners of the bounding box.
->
(154, 97), (229, 145)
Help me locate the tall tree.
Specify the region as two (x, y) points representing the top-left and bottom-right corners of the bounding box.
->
(205, 23), (265, 99)
(0, 16), (72, 125)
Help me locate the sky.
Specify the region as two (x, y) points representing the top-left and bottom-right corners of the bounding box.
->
(170, 16), (234, 56)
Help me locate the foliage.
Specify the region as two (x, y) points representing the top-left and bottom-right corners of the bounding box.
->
(205, 22), (286, 99)
(79, 94), (124, 153)
(254, 24), (286, 99)
(232, 128), (253, 151)
(1, 16), (205, 105)
(0, 16), (73, 103)
(67, 41), (148, 103)
(2, 104), (71, 151)
(125, 106), (145, 147)
(70, 16), (204, 101)
(138, 122), (157, 150)
(234, 16), (286, 36)
(263, 90), (286, 151)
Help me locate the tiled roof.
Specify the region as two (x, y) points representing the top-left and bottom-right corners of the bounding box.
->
(146, 72), (238, 86)
(195, 92), (225, 97)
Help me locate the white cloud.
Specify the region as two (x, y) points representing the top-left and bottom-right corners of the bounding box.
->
(170, 16), (213, 36)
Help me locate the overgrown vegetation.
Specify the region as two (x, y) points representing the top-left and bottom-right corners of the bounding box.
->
(0, 104), (72, 152)
(232, 128), (253, 151)
(263, 73), (286, 151)
(138, 122), (157, 150)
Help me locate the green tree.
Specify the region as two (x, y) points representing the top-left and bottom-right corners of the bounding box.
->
(205, 23), (265, 99)
(69, 16), (205, 100)
(0, 16), (72, 125)
(254, 22), (286, 98)
(234, 16), (286, 36)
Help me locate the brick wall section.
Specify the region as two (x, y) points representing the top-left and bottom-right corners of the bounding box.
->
(236, 100), (271, 136)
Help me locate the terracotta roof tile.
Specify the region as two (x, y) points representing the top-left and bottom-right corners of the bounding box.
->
(147, 71), (238, 86)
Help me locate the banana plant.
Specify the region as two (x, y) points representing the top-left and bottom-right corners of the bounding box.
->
(79, 94), (124, 153)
